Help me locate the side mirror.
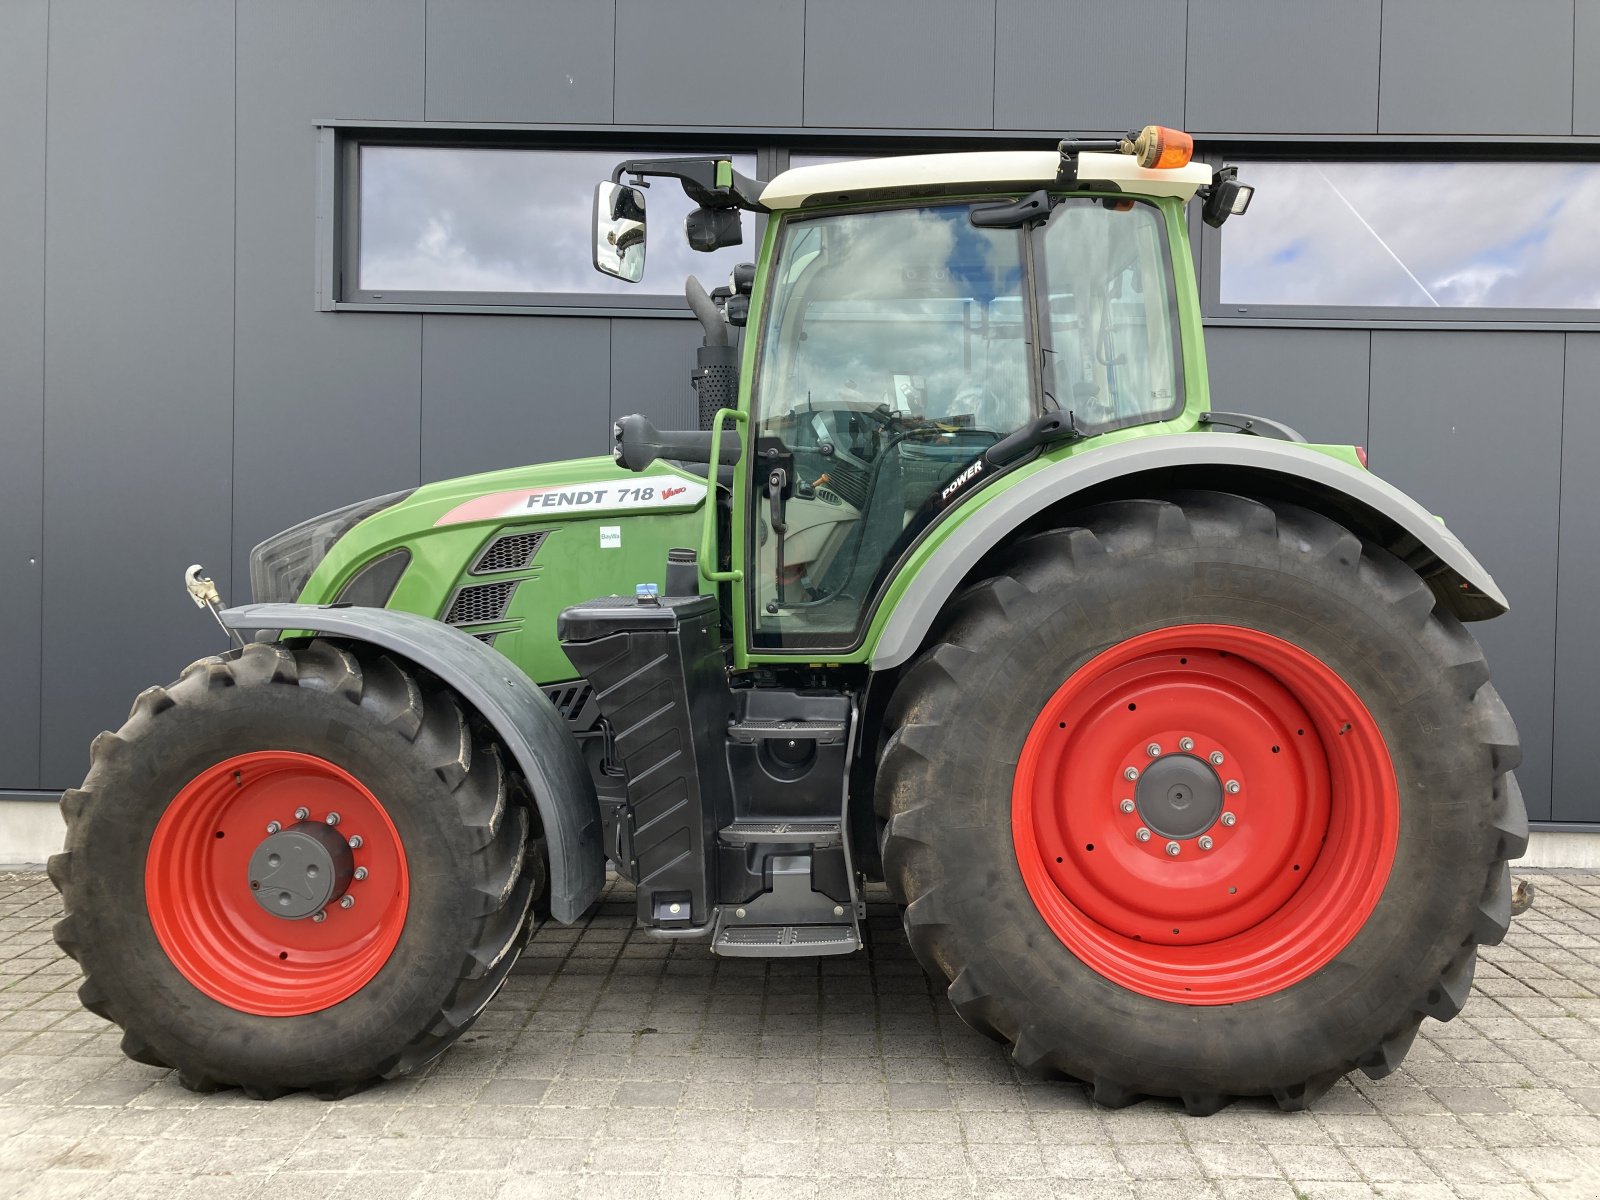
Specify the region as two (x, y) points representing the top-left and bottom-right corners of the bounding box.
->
(593, 181), (648, 281)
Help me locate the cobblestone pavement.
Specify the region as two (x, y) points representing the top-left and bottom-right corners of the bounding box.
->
(1, 869), (1598, 1200)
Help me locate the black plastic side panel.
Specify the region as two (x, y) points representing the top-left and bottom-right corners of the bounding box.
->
(559, 594), (734, 927)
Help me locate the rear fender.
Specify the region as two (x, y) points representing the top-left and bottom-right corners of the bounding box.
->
(219, 603), (603, 923)
(871, 434), (1507, 671)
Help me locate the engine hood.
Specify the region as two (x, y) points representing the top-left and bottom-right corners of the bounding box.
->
(295, 455), (711, 610)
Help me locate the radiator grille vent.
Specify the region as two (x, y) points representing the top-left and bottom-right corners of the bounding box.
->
(445, 580), (516, 625)
(473, 631), (497, 646)
(472, 530), (548, 574)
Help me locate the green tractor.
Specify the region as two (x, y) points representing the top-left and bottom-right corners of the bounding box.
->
(50, 127), (1526, 1113)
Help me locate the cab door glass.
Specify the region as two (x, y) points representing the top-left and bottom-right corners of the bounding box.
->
(750, 205), (1033, 650)
(1036, 199), (1181, 432)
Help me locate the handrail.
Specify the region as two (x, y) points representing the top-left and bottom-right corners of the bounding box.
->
(699, 407), (748, 583)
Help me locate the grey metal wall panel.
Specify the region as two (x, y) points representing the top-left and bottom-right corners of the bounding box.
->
(1368, 332), (1563, 820)
(610, 319), (702, 433)
(803, 0), (996, 130)
(41, 0), (237, 787)
(1186, 0), (1379, 133)
(994, 0), (1184, 132)
(1577, 1), (1600, 134)
(1202, 328), (1370, 447)
(0, 0), (47, 790)
(233, 1), (426, 595)
(1554, 336), (1600, 822)
(426, 0), (614, 123)
(615, 0), (802, 127)
(1378, 0), (1574, 134)
(421, 316), (611, 483)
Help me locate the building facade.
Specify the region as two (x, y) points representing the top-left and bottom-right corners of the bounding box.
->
(3, 0), (1599, 857)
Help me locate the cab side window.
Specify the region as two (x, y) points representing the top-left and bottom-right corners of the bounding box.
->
(1036, 200), (1181, 432)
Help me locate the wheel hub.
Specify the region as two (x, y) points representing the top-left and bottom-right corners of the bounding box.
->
(247, 821), (354, 919)
(145, 750), (409, 1016)
(1133, 753), (1222, 840)
(1011, 624), (1400, 1005)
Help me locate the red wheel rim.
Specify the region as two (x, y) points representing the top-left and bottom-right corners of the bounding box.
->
(145, 751), (409, 1016)
(1012, 625), (1398, 1004)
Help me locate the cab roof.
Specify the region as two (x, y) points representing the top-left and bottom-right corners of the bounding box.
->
(758, 150), (1214, 211)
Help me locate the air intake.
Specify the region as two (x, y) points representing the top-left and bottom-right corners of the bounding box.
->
(444, 580), (516, 625)
(471, 530), (547, 574)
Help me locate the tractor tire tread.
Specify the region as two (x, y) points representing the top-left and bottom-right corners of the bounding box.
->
(878, 491), (1525, 1111)
(50, 638), (539, 1101)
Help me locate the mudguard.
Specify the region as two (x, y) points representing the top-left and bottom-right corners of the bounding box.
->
(219, 603), (603, 924)
(871, 433), (1508, 671)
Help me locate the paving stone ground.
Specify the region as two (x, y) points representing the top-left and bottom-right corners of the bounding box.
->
(2, 868), (1599, 1199)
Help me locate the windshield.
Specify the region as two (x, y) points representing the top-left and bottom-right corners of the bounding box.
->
(750, 204), (1034, 650)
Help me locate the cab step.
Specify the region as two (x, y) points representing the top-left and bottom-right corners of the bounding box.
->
(708, 852), (863, 958)
(719, 820), (842, 847)
(712, 922), (859, 957)
(728, 717), (849, 744)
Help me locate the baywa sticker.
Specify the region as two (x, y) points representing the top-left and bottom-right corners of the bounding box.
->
(599, 526), (621, 549)
(436, 476), (707, 526)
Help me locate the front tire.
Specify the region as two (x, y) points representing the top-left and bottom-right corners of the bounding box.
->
(877, 491), (1526, 1112)
(49, 639), (539, 1099)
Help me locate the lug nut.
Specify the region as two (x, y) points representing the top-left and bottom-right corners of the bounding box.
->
(1119, 799), (1135, 814)
(339, 895), (355, 909)
(325, 812), (341, 827)
(265, 820), (281, 834)
(669, 902), (682, 915)
(1124, 766), (1140, 781)
(1225, 780), (1241, 795)
(353, 866), (368, 881)
(311, 910), (326, 923)
(1165, 841), (1180, 857)
(1221, 811), (1237, 827)
(833, 905), (845, 917)
(1179, 737), (1195, 752)
(1209, 751), (1224, 766)
(1146, 743), (1162, 758)
(1198, 835), (1214, 851)
(735, 908), (746, 919)
(294, 807), (310, 821)
(348, 835), (363, 849)
(1135, 827), (1151, 843)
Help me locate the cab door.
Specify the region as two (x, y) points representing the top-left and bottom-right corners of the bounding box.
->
(735, 201), (1038, 661)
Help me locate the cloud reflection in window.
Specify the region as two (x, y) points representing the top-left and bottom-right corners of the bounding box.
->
(1219, 161), (1600, 310)
(358, 146), (758, 298)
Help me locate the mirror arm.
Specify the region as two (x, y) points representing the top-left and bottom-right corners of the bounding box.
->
(612, 157), (768, 213)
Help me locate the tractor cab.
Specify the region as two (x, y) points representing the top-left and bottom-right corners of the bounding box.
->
(595, 129), (1249, 652)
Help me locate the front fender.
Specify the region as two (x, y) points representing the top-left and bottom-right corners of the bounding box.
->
(219, 603), (603, 924)
(871, 434), (1507, 671)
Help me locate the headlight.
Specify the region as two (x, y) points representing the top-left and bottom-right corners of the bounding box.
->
(249, 490), (414, 604)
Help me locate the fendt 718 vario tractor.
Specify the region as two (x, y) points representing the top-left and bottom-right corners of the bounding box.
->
(51, 127), (1526, 1114)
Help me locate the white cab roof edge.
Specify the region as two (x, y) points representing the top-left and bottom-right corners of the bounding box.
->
(759, 150), (1213, 210)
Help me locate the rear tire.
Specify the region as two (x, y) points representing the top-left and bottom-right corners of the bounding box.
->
(877, 491), (1526, 1112)
(49, 638), (539, 1099)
